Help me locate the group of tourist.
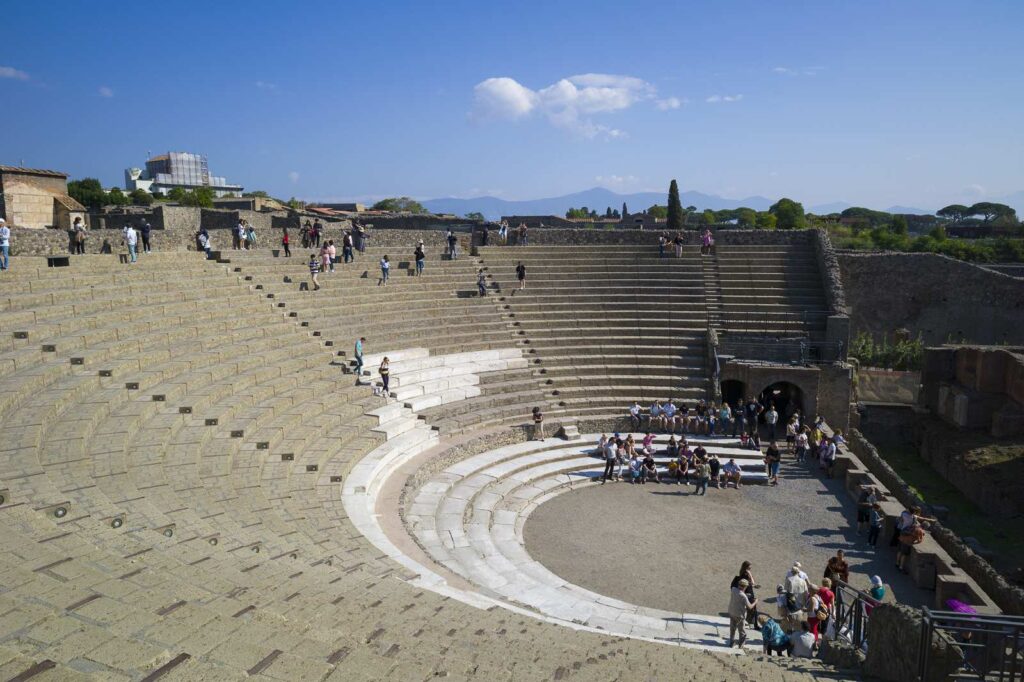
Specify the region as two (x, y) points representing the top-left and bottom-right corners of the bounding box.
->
(656, 229), (715, 258)
(596, 432), (745, 493)
(727, 552), (887, 656)
(232, 219), (258, 250)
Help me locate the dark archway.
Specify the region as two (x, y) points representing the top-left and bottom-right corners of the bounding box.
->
(720, 379), (745, 408)
(758, 381), (805, 422)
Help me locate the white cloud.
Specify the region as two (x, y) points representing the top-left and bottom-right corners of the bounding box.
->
(255, 80), (278, 90)
(706, 94), (743, 103)
(98, 86), (114, 98)
(595, 174), (640, 188)
(0, 66), (30, 81)
(471, 73), (676, 138)
(963, 183), (986, 198)
(288, 171), (300, 184)
(773, 66), (824, 76)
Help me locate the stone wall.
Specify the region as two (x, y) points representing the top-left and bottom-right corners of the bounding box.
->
(848, 429), (1024, 615)
(863, 604), (961, 682)
(5, 226), (200, 255)
(359, 215), (479, 231)
(0, 173), (69, 229)
(839, 252), (1024, 345)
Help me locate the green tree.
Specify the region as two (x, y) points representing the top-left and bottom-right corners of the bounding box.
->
(464, 212), (485, 221)
(128, 188), (153, 206)
(622, 202), (628, 217)
(565, 207), (590, 219)
(371, 197), (427, 213)
(768, 197), (807, 229)
(67, 178), (108, 209)
(107, 187), (129, 206)
(755, 211), (777, 229)
(891, 215), (908, 235)
(686, 205), (697, 212)
(167, 187), (188, 202)
(968, 202), (1016, 223)
(936, 204), (969, 222)
(736, 207), (757, 227)
(243, 190), (271, 198)
(702, 209), (717, 225)
(646, 204), (668, 219)
(285, 197), (305, 210)
(666, 179), (684, 231)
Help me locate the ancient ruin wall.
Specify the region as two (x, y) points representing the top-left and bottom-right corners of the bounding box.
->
(838, 252), (1024, 345)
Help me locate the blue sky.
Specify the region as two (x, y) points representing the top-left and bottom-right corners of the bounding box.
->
(2, 0), (1023, 210)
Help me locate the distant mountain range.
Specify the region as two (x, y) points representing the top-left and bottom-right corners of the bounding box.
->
(419, 187), (1024, 222)
(421, 187), (938, 221)
(422, 187), (774, 221)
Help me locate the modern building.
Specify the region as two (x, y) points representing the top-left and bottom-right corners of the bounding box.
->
(124, 152), (243, 197)
(0, 165), (87, 229)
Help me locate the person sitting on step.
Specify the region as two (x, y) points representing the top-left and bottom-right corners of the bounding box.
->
(641, 453), (660, 483)
(629, 454), (643, 484)
(722, 458), (743, 488)
(629, 401), (642, 429)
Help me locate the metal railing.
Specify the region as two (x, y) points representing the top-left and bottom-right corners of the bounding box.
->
(714, 309), (831, 337)
(919, 608), (1024, 681)
(718, 338), (845, 364)
(831, 580), (875, 650)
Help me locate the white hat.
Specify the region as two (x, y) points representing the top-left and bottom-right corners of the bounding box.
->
(793, 562), (802, 570)
(871, 575), (883, 586)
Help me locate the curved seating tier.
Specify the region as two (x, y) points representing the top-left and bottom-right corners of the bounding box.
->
(0, 249), (845, 680)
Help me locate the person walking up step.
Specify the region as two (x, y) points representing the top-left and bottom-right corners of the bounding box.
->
(516, 261), (526, 291)
(308, 253), (321, 291)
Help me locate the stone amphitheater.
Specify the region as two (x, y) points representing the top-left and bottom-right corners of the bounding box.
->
(0, 227), (972, 681)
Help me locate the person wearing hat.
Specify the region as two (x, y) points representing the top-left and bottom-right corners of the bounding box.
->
(0, 218), (10, 271)
(727, 578), (757, 648)
(869, 575), (885, 602)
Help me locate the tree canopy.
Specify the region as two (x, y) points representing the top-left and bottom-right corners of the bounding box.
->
(107, 187), (129, 206)
(464, 212), (485, 221)
(936, 204), (970, 222)
(768, 197), (806, 229)
(666, 179), (684, 231)
(372, 197), (427, 213)
(67, 178), (108, 209)
(646, 204), (668, 219)
(736, 208), (757, 227)
(756, 211), (777, 229)
(128, 188), (153, 206)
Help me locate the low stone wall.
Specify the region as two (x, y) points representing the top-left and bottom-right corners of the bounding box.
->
(812, 229), (849, 315)
(839, 251), (1024, 345)
(864, 604), (961, 682)
(856, 369), (920, 404)
(5, 226), (202, 255)
(848, 429), (1024, 615)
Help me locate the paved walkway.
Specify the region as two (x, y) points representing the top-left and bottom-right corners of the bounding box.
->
(525, 458), (932, 617)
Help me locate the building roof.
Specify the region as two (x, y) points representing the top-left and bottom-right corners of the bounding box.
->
(53, 194), (87, 212)
(0, 165), (68, 178)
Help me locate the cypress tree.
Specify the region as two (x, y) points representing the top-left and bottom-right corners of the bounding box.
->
(667, 179), (684, 231)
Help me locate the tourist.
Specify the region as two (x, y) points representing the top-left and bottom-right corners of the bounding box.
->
(791, 622), (816, 658)
(663, 399), (678, 433)
(378, 356), (391, 396)
(708, 452), (721, 487)
(624, 434), (636, 457)
(765, 404), (779, 441)
(665, 435), (679, 458)
(246, 224), (257, 249)
(641, 432), (656, 455)
(856, 486), (879, 535)
(141, 220), (152, 253)
(785, 417), (798, 453)
(498, 220), (508, 244)
(308, 253), (321, 291)
(342, 230), (354, 263)
(628, 401), (642, 429)
(759, 614), (793, 656)
(641, 452), (660, 483)
(650, 400), (663, 431)
(357, 223), (368, 252)
(100, 238), (111, 254)
(765, 441), (781, 485)
(795, 427), (810, 463)
(722, 458), (742, 488)
(732, 401), (745, 437)
(601, 436), (617, 483)
(868, 575), (885, 602)
(281, 228), (291, 257)
(673, 231), (684, 258)
(628, 453), (642, 483)
(301, 220), (311, 249)
(718, 402), (732, 436)
(123, 224), (138, 263)
(446, 229), (458, 260)
(518, 222), (528, 246)
(784, 564), (809, 614)
(235, 220), (246, 249)
(414, 243), (425, 276)
(701, 228), (714, 256)
(72, 217), (87, 255)
(868, 503), (884, 547)
(321, 242), (332, 275)
(516, 261), (526, 290)
(327, 240), (337, 271)
(379, 255), (390, 286)
(824, 550), (850, 585)
(817, 578), (836, 636)
(694, 457), (711, 495)
(731, 561), (761, 629)
(805, 586), (827, 643)
(0, 219), (9, 271)
(477, 269), (487, 296)
(896, 514), (927, 574)
(354, 337), (365, 384)
(312, 219), (322, 247)
(727, 579), (757, 648)
(531, 406), (544, 440)
(197, 228), (212, 259)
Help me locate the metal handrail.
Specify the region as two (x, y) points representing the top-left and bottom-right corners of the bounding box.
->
(919, 607), (1024, 682)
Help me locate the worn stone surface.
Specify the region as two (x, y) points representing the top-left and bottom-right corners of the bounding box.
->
(864, 604), (960, 682)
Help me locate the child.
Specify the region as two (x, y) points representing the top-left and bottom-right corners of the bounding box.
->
(308, 254), (320, 291)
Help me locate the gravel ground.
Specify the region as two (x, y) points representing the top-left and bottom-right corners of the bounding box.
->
(524, 458), (932, 618)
